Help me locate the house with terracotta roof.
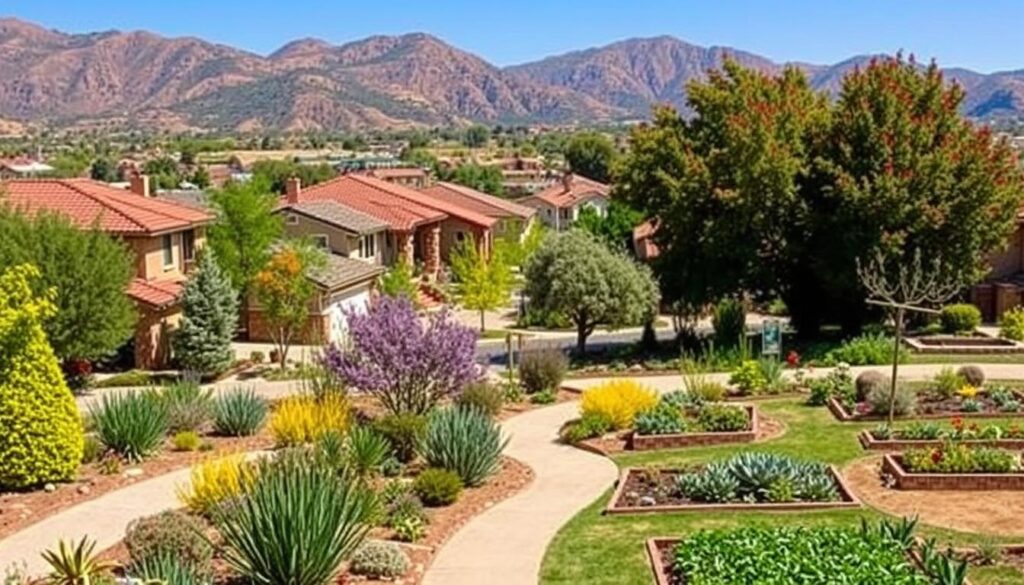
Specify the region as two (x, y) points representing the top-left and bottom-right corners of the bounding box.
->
(0, 174), (212, 368)
(422, 181), (536, 243)
(359, 167), (429, 189)
(519, 173), (611, 231)
(0, 157), (55, 179)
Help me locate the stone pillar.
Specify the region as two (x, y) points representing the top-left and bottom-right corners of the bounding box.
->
(424, 224), (441, 278)
(397, 231), (415, 266)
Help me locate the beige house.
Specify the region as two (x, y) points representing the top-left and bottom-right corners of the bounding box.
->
(519, 173), (610, 231)
(972, 214), (1024, 322)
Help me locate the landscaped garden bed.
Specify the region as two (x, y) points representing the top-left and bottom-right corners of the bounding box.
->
(904, 332), (1024, 354)
(860, 418), (1024, 451)
(606, 452), (859, 514)
(882, 447), (1024, 491)
(629, 404), (758, 450)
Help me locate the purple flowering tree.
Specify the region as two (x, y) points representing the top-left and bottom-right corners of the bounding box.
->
(323, 296), (481, 415)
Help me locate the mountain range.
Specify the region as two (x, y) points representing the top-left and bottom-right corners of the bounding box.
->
(0, 17), (1021, 133)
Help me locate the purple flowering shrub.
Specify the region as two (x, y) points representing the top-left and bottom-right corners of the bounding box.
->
(323, 296), (480, 415)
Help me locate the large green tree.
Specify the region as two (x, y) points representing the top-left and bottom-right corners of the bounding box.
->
(565, 131), (618, 183)
(173, 250), (238, 374)
(250, 160), (335, 194)
(575, 199), (644, 251)
(0, 208), (136, 362)
(451, 163), (504, 197)
(524, 230), (659, 353)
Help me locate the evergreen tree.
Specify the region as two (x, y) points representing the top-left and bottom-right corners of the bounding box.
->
(173, 250), (239, 374)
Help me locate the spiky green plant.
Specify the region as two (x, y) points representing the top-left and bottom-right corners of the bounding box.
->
(212, 387), (267, 437)
(209, 452), (376, 585)
(41, 536), (114, 585)
(418, 406), (508, 487)
(161, 380), (214, 432)
(90, 390), (168, 462)
(128, 551), (208, 585)
(344, 427), (393, 480)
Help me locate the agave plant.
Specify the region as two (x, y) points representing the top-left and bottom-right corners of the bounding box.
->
(212, 387), (268, 437)
(864, 516), (919, 550)
(675, 466), (738, 503)
(344, 426), (393, 480)
(41, 536), (115, 585)
(418, 406), (509, 487)
(90, 390), (169, 462)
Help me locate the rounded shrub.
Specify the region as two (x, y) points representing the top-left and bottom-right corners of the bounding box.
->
(579, 379), (658, 430)
(0, 265), (84, 489)
(957, 365), (985, 387)
(867, 384), (917, 416)
(212, 387), (268, 437)
(518, 349), (568, 394)
(940, 303), (981, 334)
(270, 394), (350, 447)
(455, 381), (505, 418)
(374, 413), (427, 463)
(419, 407), (508, 487)
(125, 510), (213, 575)
(712, 297), (747, 348)
(349, 540), (410, 579)
(172, 431), (201, 452)
(855, 371), (889, 402)
(413, 468), (463, 507)
(1000, 306), (1024, 341)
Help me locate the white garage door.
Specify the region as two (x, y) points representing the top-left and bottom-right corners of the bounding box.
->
(325, 287), (371, 345)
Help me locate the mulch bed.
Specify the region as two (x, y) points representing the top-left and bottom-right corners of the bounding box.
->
(828, 393), (1024, 422)
(882, 454), (1024, 491)
(498, 389), (577, 421)
(0, 431), (274, 540)
(605, 466), (859, 515)
(858, 430), (1024, 451)
(576, 414), (786, 456)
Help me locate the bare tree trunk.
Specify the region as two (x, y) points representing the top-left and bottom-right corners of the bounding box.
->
(887, 307), (905, 426)
(480, 309), (486, 332)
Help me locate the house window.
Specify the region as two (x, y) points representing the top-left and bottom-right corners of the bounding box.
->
(162, 234), (174, 268)
(358, 234), (376, 258)
(312, 234), (329, 249)
(182, 229), (196, 262)
(287, 214), (299, 225)
(456, 231), (466, 243)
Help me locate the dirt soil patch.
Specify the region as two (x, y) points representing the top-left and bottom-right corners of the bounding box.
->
(578, 414), (787, 456)
(843, 456), (1024, 537)
(497, 389), (577, 421)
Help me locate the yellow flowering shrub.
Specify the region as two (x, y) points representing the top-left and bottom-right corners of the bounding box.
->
(177, 454), (254, 515)
(579, 380), (658, 430)
(270, 394), (351, 447)
(956, 385), (979, 399)
(0, 265), (84, 489)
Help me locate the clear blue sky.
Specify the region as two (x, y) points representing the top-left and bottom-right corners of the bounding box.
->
(4, 0), (1022, 72)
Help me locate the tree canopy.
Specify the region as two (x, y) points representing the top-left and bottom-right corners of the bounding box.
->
(565, 131), (618, 183)
(449, 238), (513, 331)
(451, 163), (504, 197)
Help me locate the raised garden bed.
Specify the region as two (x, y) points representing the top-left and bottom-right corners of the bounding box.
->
(883, 453), (1024, 491)
(606, 464), (859, 515)
(827, 390), (1024, 422)
(859, 430), (1024, 451)
(904, 333), (1024, 354)
(629, 405), (758, 450)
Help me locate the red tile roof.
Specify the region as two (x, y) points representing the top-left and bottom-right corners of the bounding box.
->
(525, 173), (610, 209)
(422, 182), (536, 220)
(296, 174), (472, 231)
(1, 179), (212, 235)
(364, 168), (428, 179)
(127, 278), (184, 308)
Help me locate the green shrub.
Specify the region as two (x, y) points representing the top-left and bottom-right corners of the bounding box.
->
(957, 365), (985, 387)
(866, 384), (917, 416)
(374, 413), (427, 463)
(161, 381), (213, 433)
(825, 333), (901, 366)
(349, 540), (410, 579)
(712, 298), (746, 349)
(940, 303), (981, 334)
(728, 360), (766, 395)
(413, 468), (463, 506)
(855, 370), (889, 402)
(344, 426), (393, 480)
(634, 402), (686, 435)
(128, 551), (206, 585)
(695, 404), (750, 432)
(757, 359), (787, 394)
(419, 407), (508, 487)
(94, 369), (152, 389)
(560, 412), (613, 443)
(456, 381), (505, 417)
(124, 510), (212, 576)
(530, 389), (556, 404)
(0, 264), (84, 489)
(518, 349), (567, 394)
(932, 366), (965, 400)
(212, 387), (267, 437)
(249, 351), (265, 364)
(81, 435), (104, 464)
(172, 431), (201, 452)
(675, 452), (838, 503)
(1000, 307), (1024, 341)
(90, 390), (169, 462)
(209, 453), (376, 585)
(392, 516), (426, 543)
(904, 443), (1018, 473)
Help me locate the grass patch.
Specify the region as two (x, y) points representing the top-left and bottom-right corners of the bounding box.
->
(93, 369), (157, 388)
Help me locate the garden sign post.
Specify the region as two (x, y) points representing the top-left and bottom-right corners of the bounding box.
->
(762, 319), (782, 359)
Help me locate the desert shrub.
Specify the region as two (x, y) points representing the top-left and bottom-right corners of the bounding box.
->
(160, 381), (213, 433)
(957, 365), (985, 387)
(867, 384), (917, 416)
(855, 370), (889, 402)
(728, 360), (766, 395)
(825, 333), (901, 366)
(81, 435), (105, 464)
(712, 298), (746, 349)
(270, 394), (350, 447)
(124, 510), (212, 576)
(530, 389), (556, 404)
(412, 468), (463, 506)
(456, 381), (505, 417)
(212, 387), (268, 437)
(634, 402), (686, 435)
(757, 359), (787, 394)
(579, 379), (658, 430)
(696, 404), (750, 432)
(685, 377), (726, 402)
(940, 303), (981, 334)
(349, 540), (410, 579)
(90, 390), (168, 462)
(560, 412), (614, 443)
(518, 349), (568, 394)
(343, 427), (393, 480)
(392, 516), (426, 543)
(932, 366), (965, 400)
(419, 407), (508, 487)
(172, 431), (201, 452)
(209, 453), (376, 585)
(177, 454), (253, 516)
(374, 413), (427, 463)
(249, 351), (265, 364)
(999, 306), (1024, 341)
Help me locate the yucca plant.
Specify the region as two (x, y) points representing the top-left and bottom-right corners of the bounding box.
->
(209, 452), (377, 585)
(90, 390), (168, 462)
(418, 407), (508, 487)
(41, 536), (114, 585)
(865, 516), (919, 550)
(345, 427), (393, 480)
(161, 380), (214, 432)
(129, 551), (208, 585)
(212, 387), (268, 436)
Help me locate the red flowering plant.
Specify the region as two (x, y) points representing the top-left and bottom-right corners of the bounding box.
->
(785, 350), (801, 368)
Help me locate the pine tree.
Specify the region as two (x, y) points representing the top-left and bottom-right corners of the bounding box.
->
(174, 250), (239, 374)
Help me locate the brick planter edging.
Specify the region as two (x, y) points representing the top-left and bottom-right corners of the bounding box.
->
(604, 465), (860, 515)
(629, 405), (758, 451)
(883, 453), (1024, 490)
(828, 395), (1024, 423)
(858, 430), (1024, 451)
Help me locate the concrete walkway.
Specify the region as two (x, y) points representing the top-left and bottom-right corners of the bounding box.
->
(423, 400), (617, 585)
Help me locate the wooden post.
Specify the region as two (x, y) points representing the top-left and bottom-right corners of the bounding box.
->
(888, 306), (905, 427)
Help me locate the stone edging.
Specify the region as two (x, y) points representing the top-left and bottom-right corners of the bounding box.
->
(629, 405), (758, 451)
(827, 396), (1024, 422)
(604, 465), (860, 515)
(882, 454), (1024, 491)
(858, 430), (1024, 451)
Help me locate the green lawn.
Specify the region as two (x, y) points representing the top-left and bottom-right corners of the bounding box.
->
(539, 398), (1024, 585)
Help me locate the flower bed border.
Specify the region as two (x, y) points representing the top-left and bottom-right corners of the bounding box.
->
(882, 453), (1024, 491)
(858, 430), (1024, 451)
(827, 395), (1024, 422)
(629, 405), (759, 451)
(604, 465), (860, 515)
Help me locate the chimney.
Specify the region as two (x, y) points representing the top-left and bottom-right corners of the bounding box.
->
(562, 172), (574, 191)
(129, 173), (150, 197)
(285, 176), (301, 204)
